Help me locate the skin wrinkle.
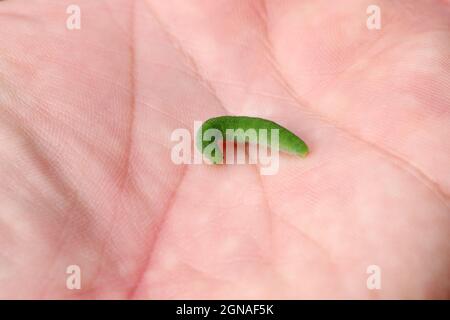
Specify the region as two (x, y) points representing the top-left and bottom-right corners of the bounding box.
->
(294, 92), (450, 210)
(252, 165), (277, 279)
(37, 198), (77, 299)
(105, 0), (235, 92)
(205, 78), (298, 103)
(154, 222), (277, 298)
(128, 0), (237, 298)
(0, 22), (128, 63)
(89, 0), (138, 296)
(0, 109), (101, 298)
(140, 2), (333, 286)
(249, 2), (450, 206)
(252, 164), (338, 293)
(253, 166), (332, 273)
(26, 151), (81, 299)
(312, 29), (450, 99)
(1, 17), (191, 131)
(0, 0), (448, 299)
(0, 68), (127, 166)
(67, 0), (450, 298)
(0, 103), (97, 223)
(0, 117), (64, 215)
(127, 165), (188, 298)
(84, 13), (188, 296)
(152, 260), (234, 299)
(251, 0), (392, 80)
(128, 0), (449, 297)
(273, 212), (340, 296)
(251, 0), (269, 42)
(254, 166), (274, 249)
(142, 0), (227, 113)
(249, 10), (450, 208)
(274, 208), (332, 264)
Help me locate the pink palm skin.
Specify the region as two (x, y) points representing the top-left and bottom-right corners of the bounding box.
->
(0, 0), (449, 299)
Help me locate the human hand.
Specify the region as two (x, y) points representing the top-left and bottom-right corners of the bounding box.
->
(0, 0), (448, 298)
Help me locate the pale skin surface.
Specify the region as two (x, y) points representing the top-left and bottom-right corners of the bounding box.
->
(0, 0), (449, 299)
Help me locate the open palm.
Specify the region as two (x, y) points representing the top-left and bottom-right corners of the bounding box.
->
(0, 0), (448, 299)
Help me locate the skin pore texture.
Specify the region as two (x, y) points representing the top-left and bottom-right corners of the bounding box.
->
(0, 0), (449, 299)
(196, 116), (309, 164)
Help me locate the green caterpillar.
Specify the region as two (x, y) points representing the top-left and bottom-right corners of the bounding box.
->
(196, 116), (309, 164)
